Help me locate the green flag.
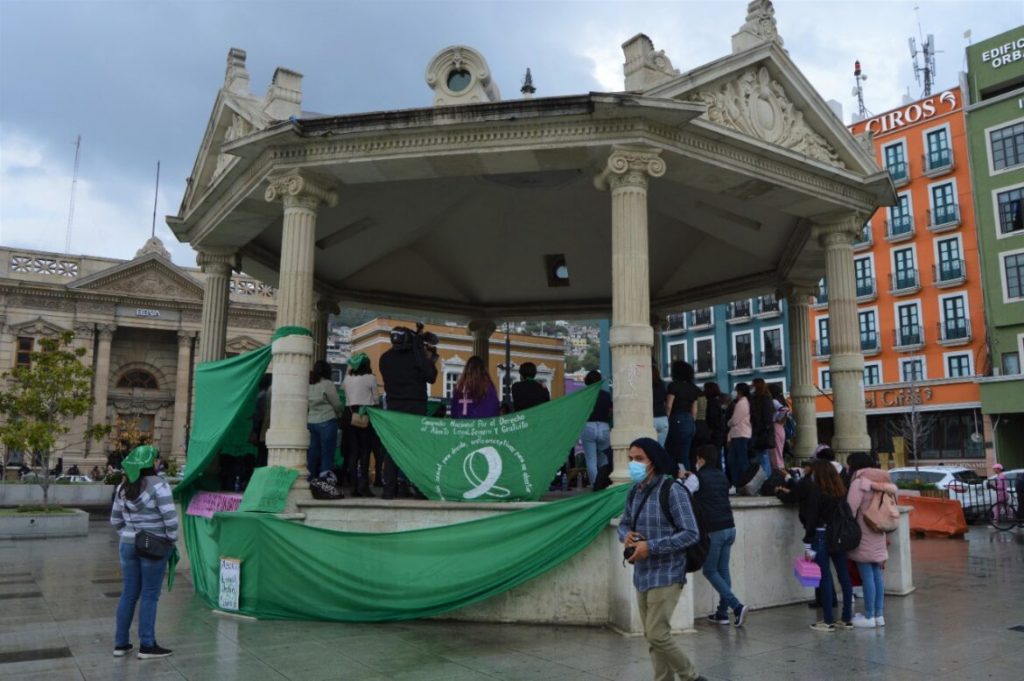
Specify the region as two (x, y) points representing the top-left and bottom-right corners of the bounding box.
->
(368, 383), (600, 501)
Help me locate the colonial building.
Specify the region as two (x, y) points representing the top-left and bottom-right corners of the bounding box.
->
(0, 238), (275, 469)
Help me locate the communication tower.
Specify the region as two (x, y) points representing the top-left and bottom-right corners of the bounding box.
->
(908, 7), (938, 97)
(852, 60), (870, 121)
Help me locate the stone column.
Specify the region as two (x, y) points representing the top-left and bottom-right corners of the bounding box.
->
(816, 215), (871, 458)
(312, 299), (338, 362)
(92, 324), (116, 431)
(264, 171), (338, 476)
(468, 319), (496, 368)
(595, 147), (665, 481)
(171, 330), (196, 462)
(73, 323), (96, 461)
(781, 283), (818, 460)
(196, 250), (235, 363)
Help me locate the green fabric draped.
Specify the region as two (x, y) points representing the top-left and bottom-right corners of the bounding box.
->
(183, 485), (628, 621)
(368, 383), (600, 501)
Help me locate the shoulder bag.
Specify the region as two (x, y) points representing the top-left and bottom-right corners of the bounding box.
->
(122, 489), (174, 560)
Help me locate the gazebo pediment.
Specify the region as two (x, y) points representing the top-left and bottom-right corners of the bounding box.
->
(7, 316), (69, 338)
(69, 254), (204, 301)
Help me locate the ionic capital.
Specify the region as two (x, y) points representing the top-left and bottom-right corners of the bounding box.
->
(97, 324), (116, 341)
(315, 299), (340, 316)
(812, 212), (868, 248)
(467, 319), (497, 337)
(264, 170), (338, 211)
(177, 330), (197, 347)
(73, 323), (96, 340)
(778, 282), (818, 307)
(196, 250), (237, 276)
(594, 147), (666, 191)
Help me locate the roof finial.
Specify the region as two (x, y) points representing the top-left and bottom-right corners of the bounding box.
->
(520, 68), (536, 98)
(732, 0), (785, 54)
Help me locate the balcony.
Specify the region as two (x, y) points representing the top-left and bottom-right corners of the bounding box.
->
(760, 350), (784, 369)
(928, 205), (961, 233)
(729, 354), (754, 375)
(690, 307), (713, 329)
(885, 215), (915, 242)
(813, 339), (830, 358)
(856, 278), (877, 302)
(813, 283), (828, 309)
(894, 325), (924, 352)
(934, 260), (966, 288)
(938, 319), (971, 346)
(889, 269), (920, 295)
(694, 359), (715, 378)
(923, 149), (954, 177)
(727, 301), (751, 324)
(860, 331), (880, 355)
(853, 223), (873, 251)
(755, 294), (781, 318)
(887, 161), (909, 187)
(664, 312), (686, 333)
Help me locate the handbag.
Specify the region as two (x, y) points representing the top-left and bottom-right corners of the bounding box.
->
(123, 491), (173, 560)
(350, 407), (370, 429)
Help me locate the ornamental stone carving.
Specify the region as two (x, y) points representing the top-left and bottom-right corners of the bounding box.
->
(732, 0), (784, 53)
(264, 171), (338, 211)
(622, 34), (679, 91)
(9, 317), (69, 338)
(196, 251), (237, 277)
(685, 67), (845, 169)
(425, 46), (500, 106)
(595, 148), (666, 191)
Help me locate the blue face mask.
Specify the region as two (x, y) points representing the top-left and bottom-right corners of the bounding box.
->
(628, 461), (649, 483)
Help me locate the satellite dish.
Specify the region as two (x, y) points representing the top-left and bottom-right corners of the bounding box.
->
(970, 432), (983, 444)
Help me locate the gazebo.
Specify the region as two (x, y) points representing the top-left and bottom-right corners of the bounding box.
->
(169, 0), (893, 485)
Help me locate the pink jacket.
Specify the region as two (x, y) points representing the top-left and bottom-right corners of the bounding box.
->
(847, 468), (897, 564)
(727, 397), (751, 440)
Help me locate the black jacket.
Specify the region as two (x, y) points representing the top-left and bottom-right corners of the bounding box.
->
(694, 467), (734, 532)
(705, 398), (727, 447)
(750, 394), (775, 450)
(380, 346), (438, 404)
(796, 477), (843, 545)
(511, 380), (550, 412)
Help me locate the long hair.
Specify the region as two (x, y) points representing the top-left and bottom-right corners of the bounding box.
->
(734, 382), (751, 399)
(703, 381), (721, 400)
(348, 357), (373, 376)
(810, 459), (846, 498)
(671, 360), (694, 383)
(768, 382), (785, 403)
(309, 359), (332, 384)
(455, 356), (493, 401)
(752, 377), (769, 397)
(651, 364), (664, 387)
(120, 467), (157, 502)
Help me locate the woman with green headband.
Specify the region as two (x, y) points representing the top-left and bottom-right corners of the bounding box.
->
(342, 352), (379, 496)
(109, 445), (178, 659)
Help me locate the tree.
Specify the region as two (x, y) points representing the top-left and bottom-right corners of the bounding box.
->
(0, 332), (108, 508)
(885, 380), (936, 473)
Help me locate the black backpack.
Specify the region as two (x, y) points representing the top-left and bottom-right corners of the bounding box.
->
(826, 498), (862, 554)
(626, 478), (708, 573)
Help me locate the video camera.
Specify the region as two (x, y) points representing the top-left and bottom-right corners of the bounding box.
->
(389, 323), (439, 357)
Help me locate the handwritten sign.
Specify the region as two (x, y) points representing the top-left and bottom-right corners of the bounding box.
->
(218, 557), (241, 611)
(186, 491), (243, 518)
(238, 466), (298, 513)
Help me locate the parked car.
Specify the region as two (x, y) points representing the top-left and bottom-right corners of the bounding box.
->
(888, 466), (993, 521)
(54, 474), (95, 484)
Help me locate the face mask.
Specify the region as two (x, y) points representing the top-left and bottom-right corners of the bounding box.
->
(628, 461), (649, 483)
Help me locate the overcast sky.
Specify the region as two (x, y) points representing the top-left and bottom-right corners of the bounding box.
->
(1, 0), (1020, 266)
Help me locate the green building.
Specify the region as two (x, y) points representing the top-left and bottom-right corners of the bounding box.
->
(965, 26), (1024, 468)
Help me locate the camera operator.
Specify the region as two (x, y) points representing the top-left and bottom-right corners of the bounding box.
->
(378, 324), (439, 499)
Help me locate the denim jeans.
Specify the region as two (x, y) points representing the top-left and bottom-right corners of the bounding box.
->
(581, 421), (610, 486)
(703, 527), (741, 615)
(856, 561), (885, 619)
(115, 541), (169, 648)
(814, 528), (852, 624)
(653, 416), (670, 447)
(756, 449), (772, 477)
(667, 413), (695, 472)
(307, 419), (338, 479)
(727, 437), (750, 487)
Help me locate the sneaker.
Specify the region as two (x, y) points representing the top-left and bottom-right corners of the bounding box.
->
(809, 622), (836, 632)
(734, 604), (749, 627)
(875, 616), (885, 627)
(707, 613), (731, 625)
(137, 644), (173, 659)
(727, 486), (737, 496)
(112, 644), (133, 658)
(852, 615), (876, 628)
(840, 621), (854, 630)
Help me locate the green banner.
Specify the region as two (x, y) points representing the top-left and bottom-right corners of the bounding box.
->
(238, 466), (299, 513)
(368, 383), (600, 501)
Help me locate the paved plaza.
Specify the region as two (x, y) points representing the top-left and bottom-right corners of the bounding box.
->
(0, 521), (1021, 681)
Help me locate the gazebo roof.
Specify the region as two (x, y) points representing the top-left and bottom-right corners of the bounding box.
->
(170, 20), (893, 321)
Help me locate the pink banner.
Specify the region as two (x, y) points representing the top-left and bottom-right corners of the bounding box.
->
(186, 491), (244, 518)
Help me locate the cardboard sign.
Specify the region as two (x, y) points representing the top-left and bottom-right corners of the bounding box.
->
(218, 557), (241, 611)
(185, 491), (243, 518)
(238, 466), (298, 513)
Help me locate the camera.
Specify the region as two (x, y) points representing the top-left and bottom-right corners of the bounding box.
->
(622, 533), (644, 562)
(389, 323), (439, 359)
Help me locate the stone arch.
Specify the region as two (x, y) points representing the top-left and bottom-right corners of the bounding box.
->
(111, 361), (169, 392)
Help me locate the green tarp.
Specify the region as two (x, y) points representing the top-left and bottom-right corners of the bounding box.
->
(369, 383), (600, 501)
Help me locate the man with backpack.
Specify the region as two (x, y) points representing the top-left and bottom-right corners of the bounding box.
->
(619, 438), (708, 681)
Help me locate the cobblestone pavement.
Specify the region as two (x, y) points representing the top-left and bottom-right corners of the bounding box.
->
(1, 521), (1021, 680)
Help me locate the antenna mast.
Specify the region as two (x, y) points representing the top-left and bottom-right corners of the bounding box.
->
(151, 161), (161, 238)
(908, 6), (938, 97)
(64, 135), (81, 254)
(853, 60), (870, 120)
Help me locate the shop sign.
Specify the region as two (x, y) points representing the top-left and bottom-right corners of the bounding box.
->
(865, 386), (934, 409)
(115, 305), (180, 321)
(864, 90), (958, 135)
(982, 35), (1024, 70)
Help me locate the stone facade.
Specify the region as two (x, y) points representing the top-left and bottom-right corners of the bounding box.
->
(0, 239), (275, 470)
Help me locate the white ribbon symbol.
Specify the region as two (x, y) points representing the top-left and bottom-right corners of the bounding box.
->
(462, 446), (511, 499)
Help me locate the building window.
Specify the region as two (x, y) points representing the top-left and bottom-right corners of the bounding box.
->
(694, 337), (715, 376)
(665, 313), (686, 331)
(859, 310), (878, 352)
(819, 369), (831, 391)
(816, 317), (830, 355)
(925, 128), (952, 170)
(946, 354), (972, 378)
(892, 248), (917, 291)
(732, 332), (753, 370)
(690, 307), (713, 327)
(729, 299), (751, 320)
(1003, 352), (1021, 375)
(940, 295), (969, 341)
(761, 327), (783, 367)
(935, 237), (964, 283)
(930, 182), (958, 225)
(883, 142), (907, 181)
(896, 303), (922, 346)
(1004, 251), (1024, 300)
(888, 194), (913, 237)
(116, 369), (159, 390)
(997, 187), (1024, 235)
(16, 336), (34, 368)
(668, 341), (687, 365)
(900, 357), (925, 382)
(991, 121), (1024, 171)
(444, 369), (462, 398)
(854, 256), (875, 297)
(864, 364), (881, 386)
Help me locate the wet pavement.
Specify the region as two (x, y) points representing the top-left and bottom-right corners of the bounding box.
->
(1, 521), (1021, 680)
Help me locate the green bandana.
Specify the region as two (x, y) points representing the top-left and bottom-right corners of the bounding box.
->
(122, 444), (158, 483)
(348, 352), (369, 373)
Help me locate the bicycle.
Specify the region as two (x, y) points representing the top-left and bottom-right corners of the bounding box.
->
(988, 500), (1021, 531)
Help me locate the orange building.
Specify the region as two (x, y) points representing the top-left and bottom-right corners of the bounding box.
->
(811, 86), (992, 469)
(350, 319), (566, 405)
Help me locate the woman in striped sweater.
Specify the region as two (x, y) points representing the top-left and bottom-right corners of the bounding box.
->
(110, 445), (178, 659)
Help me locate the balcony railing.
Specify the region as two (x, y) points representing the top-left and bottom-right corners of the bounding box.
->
(855, 278), (877, 300)
(760, 351), (783, 368)
(813, 284), (828, 307)
(860, 331), (879, 353)
(939, 319), (971, 344)
(890, 269), (920, 295)
(887, 161), (909, 186)
(928, 205), (961, 232)
(894, 325), (924, 350)
(924, 148), (953, 175)
(690, 308), (713, 328)
(934, 259), (966, 287)
(814, 339), (830, 357)
(694, 359), (715, 376)
(730, 354), (754, 373)
(853, 224), (873, 250)
(886, 215), (914, 241)
(665, 313), (686, 332)
(727, 301), (751, 322)
(756, 294), (780, 316)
